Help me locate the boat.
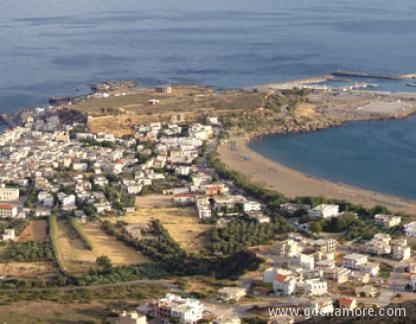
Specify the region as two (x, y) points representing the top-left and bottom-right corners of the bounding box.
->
(406, 82), (416, 88)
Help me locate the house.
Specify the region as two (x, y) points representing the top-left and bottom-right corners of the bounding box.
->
(338, 297), (357, 310)
(313, 239), (337, 253)
(264, 268), (294, 284)
(304, 279), (328, 296)
(323, 267), (350, 284)
(275, 239), (299, 257)
(391, 239), (411, 261)
(359, 262), (380, 277)
(243, 201), (262, 212)
(403, 222), (416, 237)
(409, 274), (416, 290)
(374, 214), (401, 229)
(217, 287), (247, 301)
(342, 253), (368, 270)
(365, 234), (391, 255)
(308, 204), (339, 219)
(2, 229), (15, 241)
(279, 203), (311, 216)
(155, 85), (172, 94)
(273, 274), (296, 296)
(153, 294), (204, 324)
(0, 203), (18, 218)
(0, 184), (19, 201)
(355, 285), (378, 298)
(116, 311), (147, 324)
(173, 193), (195, 205)
(307, 298), (334, 315)
(294, 253), (315, 270)
(350, 271), (370, 284)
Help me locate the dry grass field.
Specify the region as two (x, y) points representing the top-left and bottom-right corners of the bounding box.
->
(82, 223), (149, 265)
(108, 207), (213, 253)
(0, 261), (55, 279)
(55, 219), (148, 275)
(0, 301), (108, 324)
(135, 194), (174, 208)
(18, 219), (48, 242)
(72, 86), (263, 135)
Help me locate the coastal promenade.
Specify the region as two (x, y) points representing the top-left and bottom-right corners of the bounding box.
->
(218, 136), (416, 216)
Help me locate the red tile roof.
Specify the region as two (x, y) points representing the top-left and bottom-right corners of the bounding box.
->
(275, 274), (288, 282)
(0, 203), (16, 210)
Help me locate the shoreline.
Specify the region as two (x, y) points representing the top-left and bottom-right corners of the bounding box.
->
(218, 134), (416, 216)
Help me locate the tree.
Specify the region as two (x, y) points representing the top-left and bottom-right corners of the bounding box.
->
(96, 256), (112, 271)
(310, 221), (322, 233)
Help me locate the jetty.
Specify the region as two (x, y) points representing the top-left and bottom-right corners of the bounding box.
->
(332, 70), (416, 80)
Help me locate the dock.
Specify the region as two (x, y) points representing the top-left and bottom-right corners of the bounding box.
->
(332, 70), (416, 80)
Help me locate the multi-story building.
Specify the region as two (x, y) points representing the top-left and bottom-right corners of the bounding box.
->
(403, 222), (416, 237)
(153, 294), (204, 324)
(374, 214), (401, 229)
(0, 184), (19, 201)
(342, 253), (368, 270)
(313, 239), (337, 253)
(323, 267), (351, 284)
(304, 279), (328, 296)
(275, 239), (299, 257)
(273, 274), (296, 296)
(308, 204), (339, 219)
(365, 234), (391, 255)
(391, 239), (411, 261)
(0, 203), (18, 218)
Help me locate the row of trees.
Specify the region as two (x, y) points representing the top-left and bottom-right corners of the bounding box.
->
(206, 220), (288, 255)
(69, 217), (93, 250)
(4, 242), (54, 262)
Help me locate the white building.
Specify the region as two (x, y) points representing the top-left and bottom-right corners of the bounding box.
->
(391, 239), (411, 261)
(0, 203), (18, 218)
(2, 229), (15, 241)
(308, 204), (339, 219)
(304, 279), (328, 296)
(342, 253), (368, 269)
(403, 222), (416, 237)
(365, 234), (391, 255)
(374, 214), (401, 229)
(154, 294), (204, 324)
(218, 287), (247, 301)
(116, 311), (147, 324)
(0, 184), (19, 201)
(273, 274), (296, 296)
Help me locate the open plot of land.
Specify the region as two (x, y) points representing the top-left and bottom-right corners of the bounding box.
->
(0, 261), (55, 279)
(0, 301), (107, 324)
(55, 220), (148, 275)
(358, 100), (413, 114)
(135, 194), (174, 208)
(17, 219), (48, 242)
(82, 223), (149, 266)
(109, 207), (213, 253)
(56, 219), (96, 275)
(73, 87), (263, 116)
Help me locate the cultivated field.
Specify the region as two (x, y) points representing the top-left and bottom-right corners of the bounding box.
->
(109, 207), (213, 253)
(55, 219), (148, 275)
(18, 219), (48, 242)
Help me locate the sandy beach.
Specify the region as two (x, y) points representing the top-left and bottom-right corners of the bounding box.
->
(218, 135), (416, 216)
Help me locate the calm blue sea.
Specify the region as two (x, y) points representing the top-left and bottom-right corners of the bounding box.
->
(2, 0), (416, 198)
(250, 117), (416, 200)
(1, 0), (416, 112)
